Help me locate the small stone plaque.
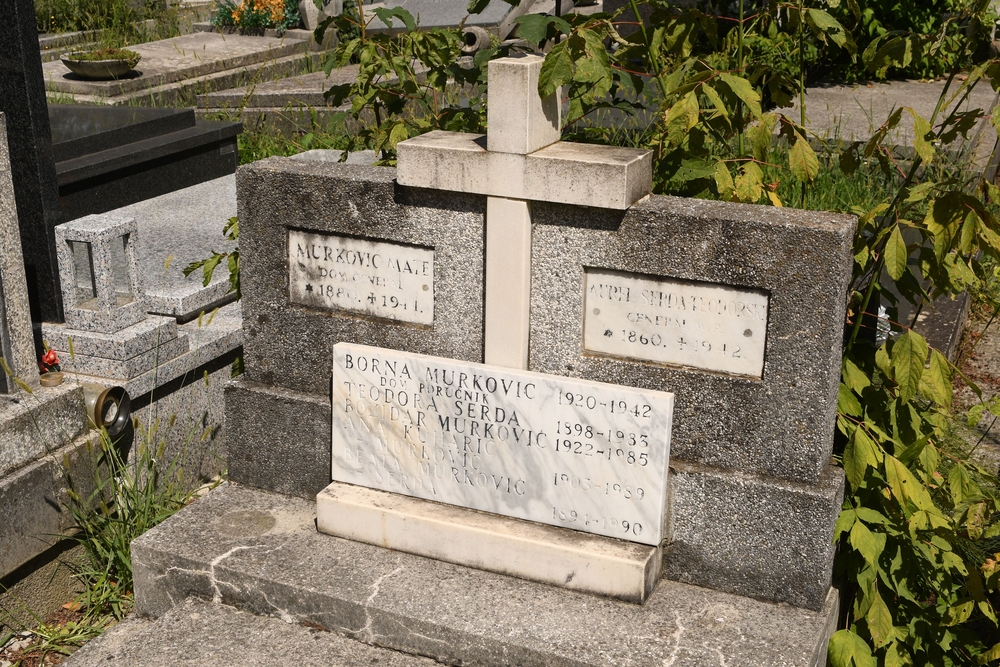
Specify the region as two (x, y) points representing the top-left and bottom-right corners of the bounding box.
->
(332, 343), (673, 546)
(583, 269), (769, 379)
(288, 230), (433, 325)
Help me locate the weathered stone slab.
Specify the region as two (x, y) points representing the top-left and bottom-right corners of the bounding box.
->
(237, 158), (485, 395)
(131, 483), (838, 667)
(317, 481), (662, 603)
(224, 376), (839, 609)
(42, 315), (178, 362)
(288, 231), (434, 325)
(62, 598), (438, 667)
(397, 130), (652, 210)
(0, 113), (39, 390)
(529, 195), (856, 484)
(41, 33), (307, 97)
(329, 342), (673, 545)
(582, 268), (769, 378)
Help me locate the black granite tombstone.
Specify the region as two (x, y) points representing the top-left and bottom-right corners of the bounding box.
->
(0, 0), (66, 323)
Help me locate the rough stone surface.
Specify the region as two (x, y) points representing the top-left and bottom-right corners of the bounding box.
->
(0, 114), (39, 390)
(0, 429), (96, 575)
(317, 482), (662, 604)
(486, 55), (560, 155)
(226, 378), (838, 608)
(0, 0), (65, 323)
(225, 377), (332, 497)
(42, 315), (178, 362)
(41, 33), (307, 97)
(54, 214), (147, 334)
(792, 79), (998, 168)
(53, 333), (189, 379)
(112, 175), (237, 320)
(397, 130), (652, 210)
(665, 461), (843, 611)
(59, 301), (241, 399)
(529, 195), (856, 485)
(0, 383), (86, 479)
(63, 598), (438, 667)
(237, 158), (485, 395)
(133, 484), (837, 667)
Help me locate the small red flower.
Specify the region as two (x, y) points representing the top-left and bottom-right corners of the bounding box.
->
(39, 349), (60, 372)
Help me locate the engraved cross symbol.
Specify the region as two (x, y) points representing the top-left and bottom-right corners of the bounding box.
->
(397, 55), (652, 370)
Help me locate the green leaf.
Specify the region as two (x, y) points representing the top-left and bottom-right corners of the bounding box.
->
(838, 383), (862, 417)
(918, 348), (952, 408)
(865, 590), (894, 648)
(891, 331), (927, 404)
(733, 161), (763, 203)
(834, 509), (857, 540)
(906, 108), (934, 165)
(789, 132), (819, 183)
(538, 42), (573, 99)
(850, 518), (886, 566)
(371, 6), (416, 31)
(701, 83), (728, 118)
(514, 13), (570, 46)
(843, 358), (871, 393)
(884, 224), (908, 281)
(979, 641), (1000, 664)
(828, 629), (876, 667)
(717, 72), (762, 118)
(804, 8), (856, 54)
(714, 161), (734, 199)
(885, 455), (934, 513)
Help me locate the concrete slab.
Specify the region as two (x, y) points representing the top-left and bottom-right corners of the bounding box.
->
(42, 33), (308, 97)
(112, 174), (237, 320)
(199, 67), (360, 110)
(63, 598), (438, 667)
(132, 483), (838, 667)
(790, 79), (999, 167)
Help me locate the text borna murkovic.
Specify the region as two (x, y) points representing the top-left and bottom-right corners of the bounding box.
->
(331, 343), (673, 546)
(583, 268), (769, 379)
(288, 230), (434, 325)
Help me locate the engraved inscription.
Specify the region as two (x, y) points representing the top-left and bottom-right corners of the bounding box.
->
(332, 343), (673, 546)
(583, 269), (769, 378)
(288, 230), (433, 325)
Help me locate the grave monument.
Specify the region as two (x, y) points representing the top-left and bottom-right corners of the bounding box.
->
(106, 54), (853, 665)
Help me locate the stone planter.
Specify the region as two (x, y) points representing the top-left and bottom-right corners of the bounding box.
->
(61, 52), (140, 80)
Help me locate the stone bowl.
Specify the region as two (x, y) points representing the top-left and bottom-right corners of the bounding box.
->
(61, 52), (141, 80)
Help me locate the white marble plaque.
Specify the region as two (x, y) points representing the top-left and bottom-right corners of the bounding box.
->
(332, 343), (673, 546)
(583, 269), (769, 379)
(288, 230), (433, 325)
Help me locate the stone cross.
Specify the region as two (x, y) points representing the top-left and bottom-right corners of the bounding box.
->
(0, 113), (40, 391)
(396, 54), (652, 369)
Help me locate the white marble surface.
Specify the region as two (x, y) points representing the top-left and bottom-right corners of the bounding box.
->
(484, 196), (531, 369)
(288, 230), (434, 325)
(583, 269), (769, 379)
(332, 343), (673, 546)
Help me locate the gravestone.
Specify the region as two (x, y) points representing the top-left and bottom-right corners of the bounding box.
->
(120, 53), (852, 666)
(0, 113), (40, 392)
(0, 0), (65, 323)
(219, 53), (850, 612)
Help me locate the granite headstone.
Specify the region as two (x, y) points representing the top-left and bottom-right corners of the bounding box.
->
(0, 113), (40, 391)
(0, 0), (65, 323)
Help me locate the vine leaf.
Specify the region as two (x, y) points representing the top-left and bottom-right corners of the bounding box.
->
(891, 331), (927, 404)
(884, 224), (908, 280)
(717, 72), (762, 118)
(828, 629), (876, 667)
(907, 108), (934, 165)
(865, 590), (894, 648)
(918, 348), (951, 408)
(789, 132), (819, 182)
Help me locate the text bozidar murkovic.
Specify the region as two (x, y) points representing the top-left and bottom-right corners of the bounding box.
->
(331, 343), (674, 546)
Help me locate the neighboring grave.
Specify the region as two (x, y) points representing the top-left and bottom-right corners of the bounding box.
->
(41, 33), (316, 106)
(0, 0), (66, 322)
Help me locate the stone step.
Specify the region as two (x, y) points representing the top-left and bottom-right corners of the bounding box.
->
(62, 597), (436, 667)
(130, 483), (838, 667)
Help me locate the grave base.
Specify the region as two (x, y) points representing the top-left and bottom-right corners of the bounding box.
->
(131, 483), (838, 667)
(317, 481), (661, 604)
